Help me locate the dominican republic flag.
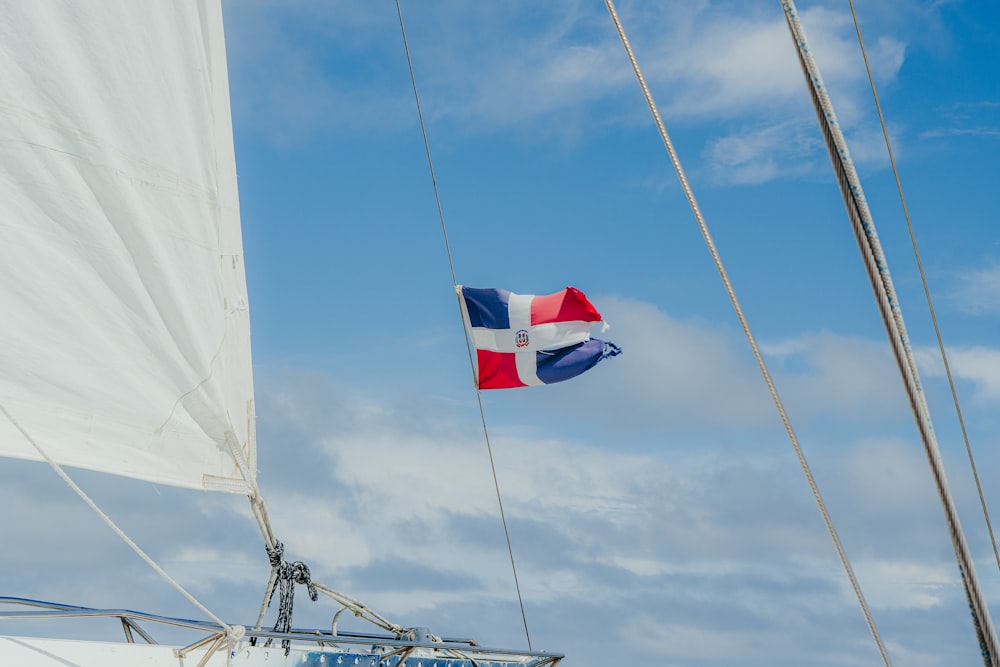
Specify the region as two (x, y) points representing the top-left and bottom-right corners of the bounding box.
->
(458, 286), (621, 389)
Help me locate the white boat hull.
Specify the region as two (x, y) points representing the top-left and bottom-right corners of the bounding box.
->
(0, 636), (408, 667)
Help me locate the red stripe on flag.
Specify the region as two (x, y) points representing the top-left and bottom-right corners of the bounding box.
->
(530, 287), (602, 326)
(477, 350), (526, 389)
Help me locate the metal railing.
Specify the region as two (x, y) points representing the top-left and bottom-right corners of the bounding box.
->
(0, 597), (563, 667)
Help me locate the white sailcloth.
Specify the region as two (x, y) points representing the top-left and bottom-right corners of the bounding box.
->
(0, 1), (255, 492)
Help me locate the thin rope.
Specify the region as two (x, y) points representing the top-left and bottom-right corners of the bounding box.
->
(393, 0), (533, 651)
(253, 566), (280, 631)
(241, 407), (406, 638)
(846, 0), (1000, 576)
(249, 497), (407, 637)
(780, 2), (997, 664)
(261, 541), (317, 653)
(603, 2), (893, 665)
(0, 402), (238, 636)
(313, 582), (410, 636)
(0, 401), (399, 643)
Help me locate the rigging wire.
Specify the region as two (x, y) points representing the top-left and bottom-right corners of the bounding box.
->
(0, 399), (404, 646)
(393, 0), (534, 651)
(602, 1), (894, 665)
(780, 1), (997, 664)
(0, 403), (241, 640)
(846, 0), (1000, 575)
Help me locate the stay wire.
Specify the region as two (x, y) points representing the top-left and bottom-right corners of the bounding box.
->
(781, 1), (996, 662)
(0, 403), (238, 637)
(393, 1), (533, 651)
(846, 0), (1000, 575)
(603, 1), (893, 665)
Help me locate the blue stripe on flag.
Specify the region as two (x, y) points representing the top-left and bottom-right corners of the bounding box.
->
(535, 338), (608, 384)
(461, 287), (511, 329)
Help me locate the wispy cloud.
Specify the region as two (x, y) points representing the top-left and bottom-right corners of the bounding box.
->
(918, 343), (1000, 404)
(704, 121), (820, 184)
(951, 264), (1000, 315)
(0, 320), (988, 662)
(924, 101), (1000, 140)
(568, 298), (912, 431)
(922, 127), (1000, 139)
(760, 330), (909, 422)
(237, 365), (980, 660)
(222, 0), (911, 180)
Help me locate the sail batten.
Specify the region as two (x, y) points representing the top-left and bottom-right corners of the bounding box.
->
(0, 1), (254, 492)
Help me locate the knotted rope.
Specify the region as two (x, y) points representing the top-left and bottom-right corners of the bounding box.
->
(262, 541), (317, 651)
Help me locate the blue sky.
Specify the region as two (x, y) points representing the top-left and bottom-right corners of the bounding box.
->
(2, 1), (999, 666)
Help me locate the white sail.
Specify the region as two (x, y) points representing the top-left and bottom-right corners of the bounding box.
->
(0, 1), (255, 492)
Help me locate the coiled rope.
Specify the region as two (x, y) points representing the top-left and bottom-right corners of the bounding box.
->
(780, 1), (998, 664)
(602, 1), (892, 664)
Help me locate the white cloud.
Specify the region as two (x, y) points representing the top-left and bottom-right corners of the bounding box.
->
(564, 295), (776, 431)
(0, 348), (989, 663)
(222, 0), (910, 173)
(705, 121), (820, 184)
(851, 559), (955, 610)
(164, 547), (262, 591)
(564, 298), (912, 433)
(245, 365), (970, 624)
(952, 264), (1000, 316)
(760, 330), (909, 422)
(919, 344), (1000, 404)
(222, 0), (417, 143)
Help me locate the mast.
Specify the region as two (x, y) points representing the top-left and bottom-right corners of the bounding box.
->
(779, 2), (999, 664)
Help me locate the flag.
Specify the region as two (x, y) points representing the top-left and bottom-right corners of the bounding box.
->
(457, 286), (621, 389)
